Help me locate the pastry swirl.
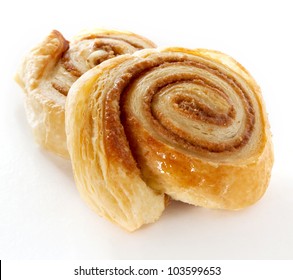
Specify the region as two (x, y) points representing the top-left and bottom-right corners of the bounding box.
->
(65, 47), (273, 231)
(15, 29), (156, 157)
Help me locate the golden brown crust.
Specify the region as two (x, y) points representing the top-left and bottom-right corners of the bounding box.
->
(15, 29), (156, 157)
(65, 47), (273, 230)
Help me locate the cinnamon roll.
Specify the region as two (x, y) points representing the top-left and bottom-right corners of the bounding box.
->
(15, 29), (156, 157)
(66, 47), (273, 231)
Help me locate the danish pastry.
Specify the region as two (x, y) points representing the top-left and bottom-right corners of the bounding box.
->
(15, 29), (156, 157)
(65, 47), (273, 231)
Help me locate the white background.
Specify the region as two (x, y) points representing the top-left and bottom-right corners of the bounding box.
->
(0, 0), (292, 259)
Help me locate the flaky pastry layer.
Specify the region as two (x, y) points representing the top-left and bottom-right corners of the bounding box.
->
(15, 29), (156, 157)
(65, 47), (273, 231)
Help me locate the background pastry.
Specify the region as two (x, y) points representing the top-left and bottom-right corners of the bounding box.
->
(15, 29), (156, 157)
(65, 47), (273, 230)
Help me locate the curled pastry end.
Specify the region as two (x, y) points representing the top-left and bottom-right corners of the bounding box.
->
(16, 29), (156, 159)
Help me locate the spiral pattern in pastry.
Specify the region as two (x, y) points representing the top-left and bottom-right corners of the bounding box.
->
(65, 47), (273, 231)
(15, 29), (156, 157)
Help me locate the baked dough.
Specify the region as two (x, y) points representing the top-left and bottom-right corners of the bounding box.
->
(65, 47), (273, 231)
(15, 29), (156, 157)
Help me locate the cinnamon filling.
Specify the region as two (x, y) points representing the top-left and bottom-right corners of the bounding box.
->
(51, 82), (68, 95)
(104, 57), (256, 165)
(174, 97), (235, 126)
(60, 53), (82, 77)
(145, 70), (254, 153)
(81, 35), (146, 49)
(51, 36), (144, 95)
